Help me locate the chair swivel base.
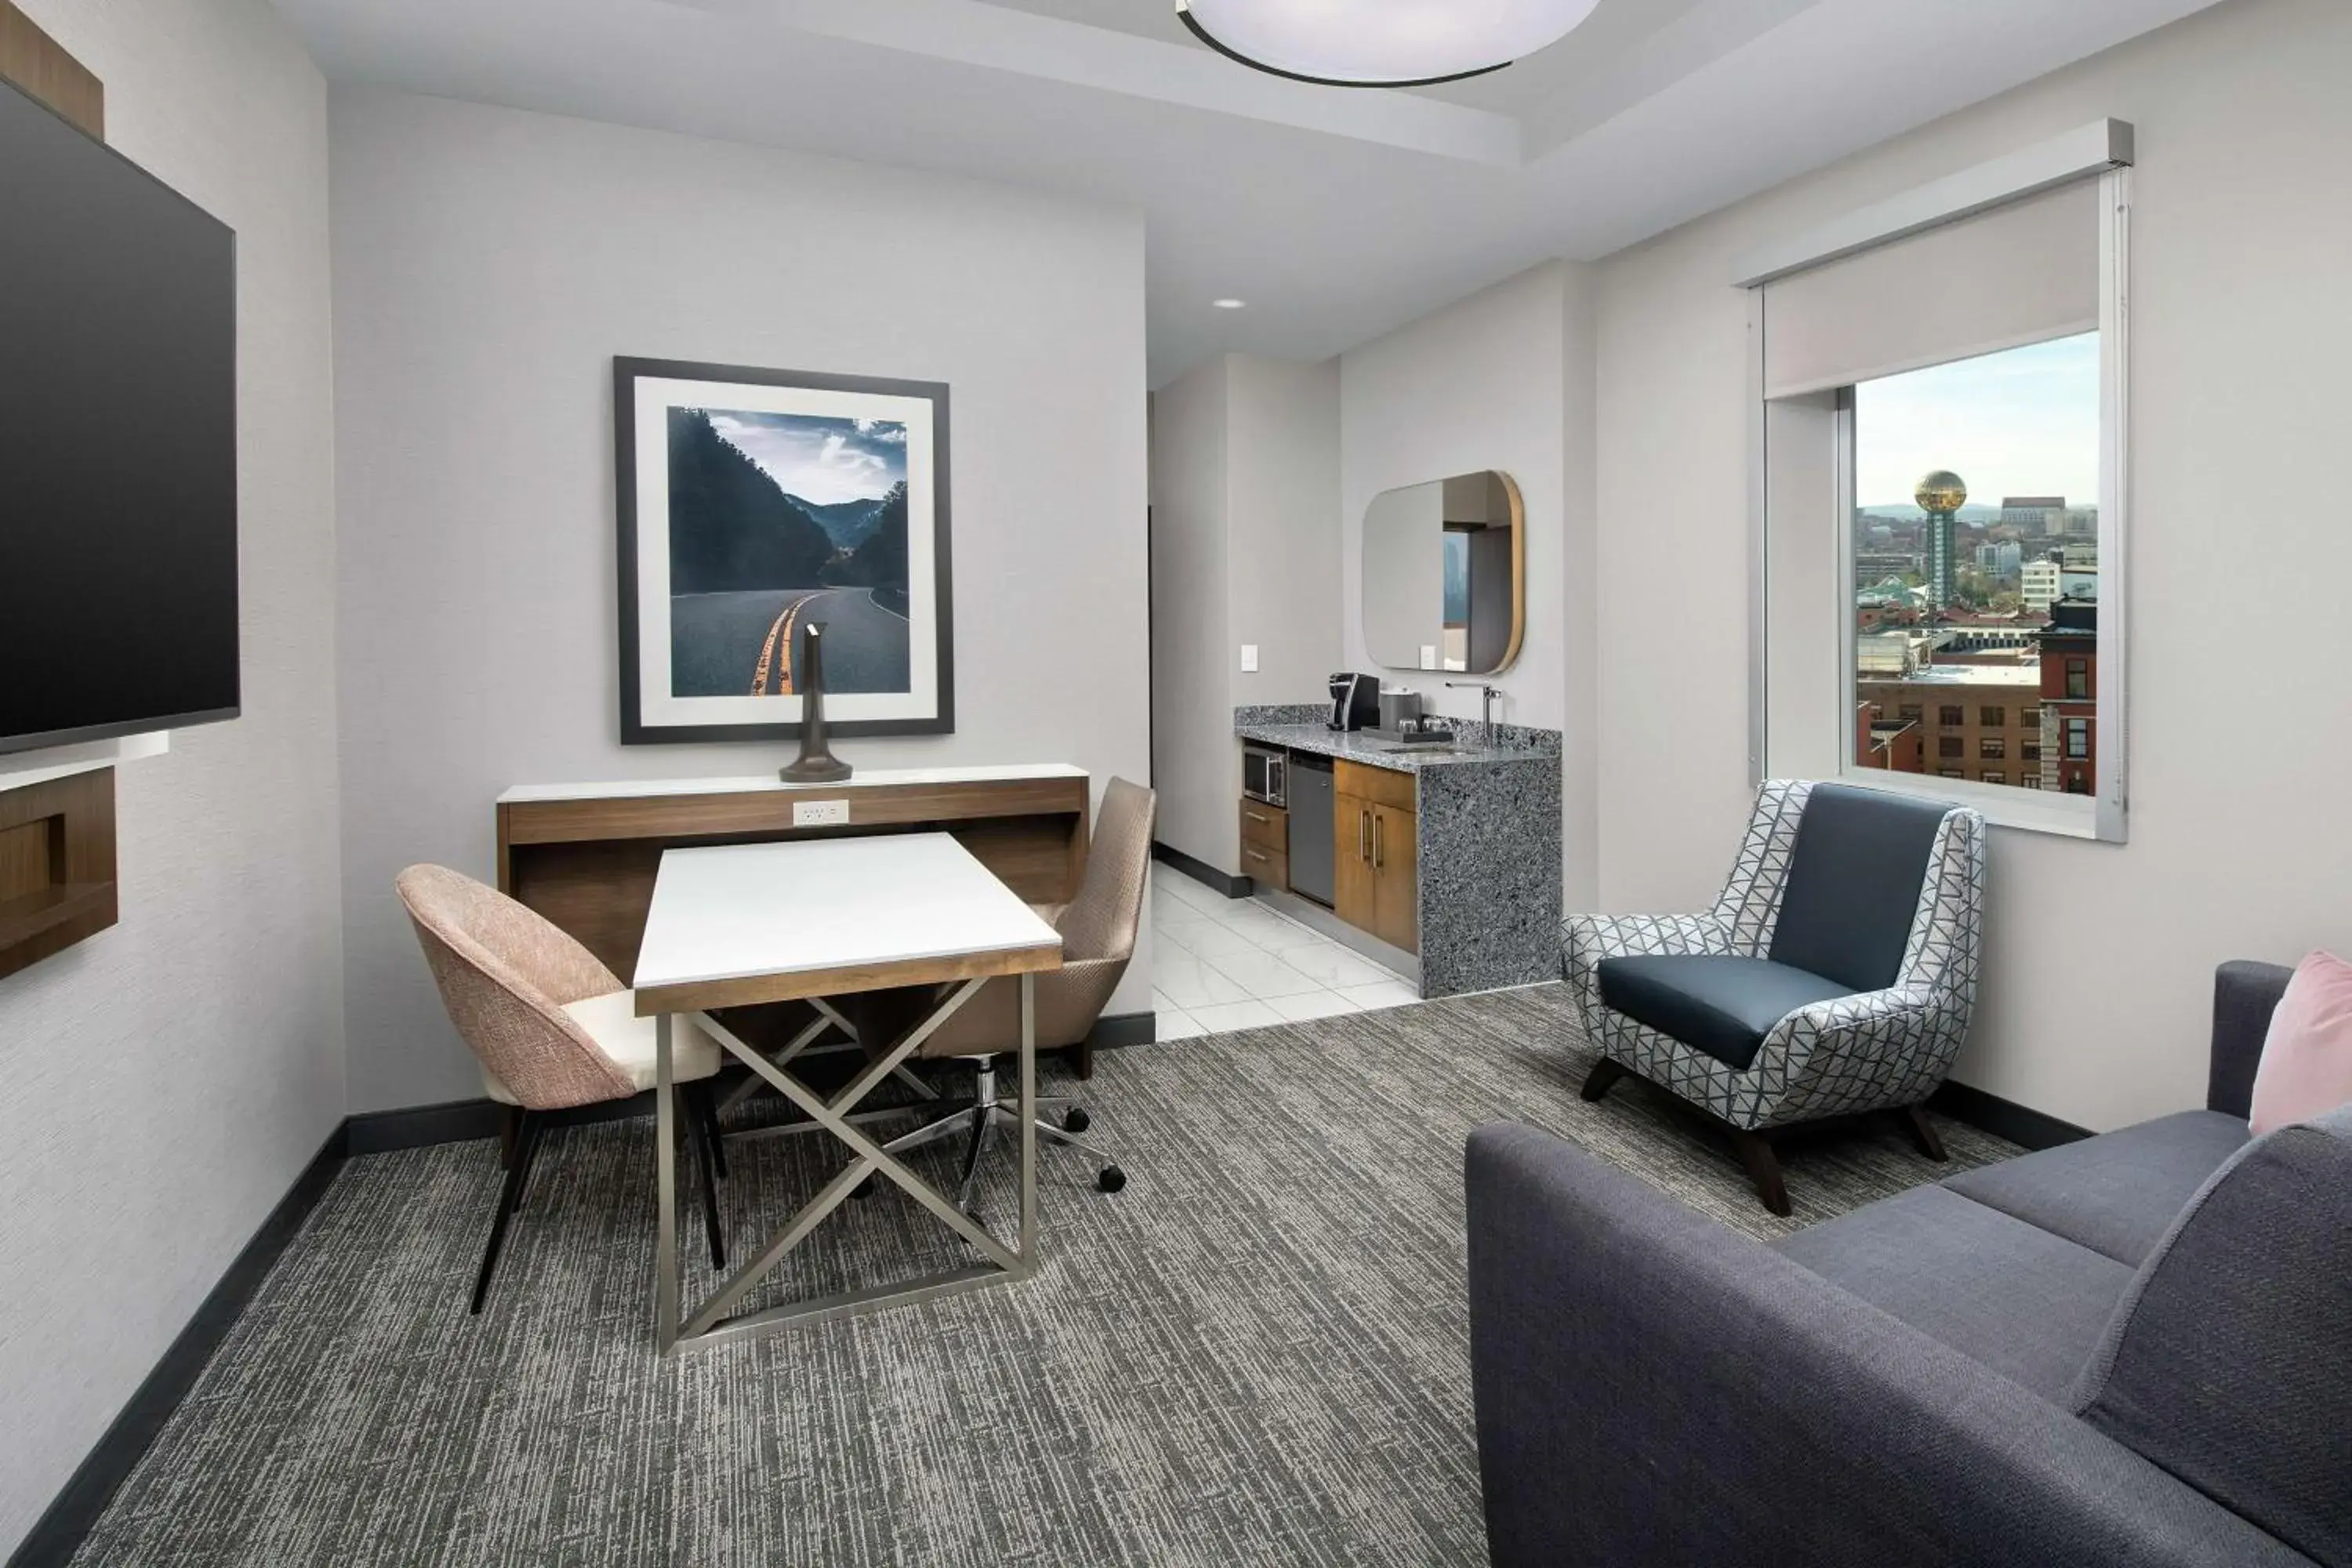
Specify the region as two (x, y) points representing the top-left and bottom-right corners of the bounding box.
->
(872, 1059), (1124, 1211)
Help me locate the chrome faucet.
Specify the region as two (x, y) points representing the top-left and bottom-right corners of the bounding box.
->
(1446, 681), (1501, 731)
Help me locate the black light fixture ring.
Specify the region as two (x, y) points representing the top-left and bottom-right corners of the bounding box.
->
(1174, 5), (1515, 89)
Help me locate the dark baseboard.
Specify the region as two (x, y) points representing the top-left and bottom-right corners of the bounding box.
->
(347, 1012), (1162, 1157)
(7, 1122), (351, 1568)
(346, 1095), (504, 1154)
(1089, 1010), (1156, 1051)
(1151, 840), (1251, 899)
(1929, 1080), (2091, 1151)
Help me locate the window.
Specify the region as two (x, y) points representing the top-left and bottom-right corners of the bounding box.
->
(1842, 336), (2100, 812)
(1758, 132), (2127, 840)
(2066, 718), (2089, 760)
(2066, 775), (2093, 796)
(1898, 704), (1922, 723)
(1940, 768), (1966, 780)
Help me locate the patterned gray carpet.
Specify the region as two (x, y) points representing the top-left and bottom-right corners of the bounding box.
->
(73, 985), (2015, 1567)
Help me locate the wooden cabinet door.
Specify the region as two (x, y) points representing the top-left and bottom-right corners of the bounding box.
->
(1372, 803), (1418, 952)
(1334, 789), (1377, 933)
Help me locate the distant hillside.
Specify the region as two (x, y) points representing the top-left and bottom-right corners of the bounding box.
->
(666, 409), (834, 593)
(1860, 504), (2004, 523)
(821, 480), (909, 610)
(790, 495), (887, 550)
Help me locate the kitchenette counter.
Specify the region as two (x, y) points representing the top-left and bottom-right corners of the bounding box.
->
(1232, 720), (1553, 774)
(1233, 706), (1561, 998)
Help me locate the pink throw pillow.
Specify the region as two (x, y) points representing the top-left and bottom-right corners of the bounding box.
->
(2249, 950), (2352, 1135)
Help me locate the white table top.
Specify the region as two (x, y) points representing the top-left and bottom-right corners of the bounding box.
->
(633, 832), (1062, 997)
(500, 763), (1085, 806)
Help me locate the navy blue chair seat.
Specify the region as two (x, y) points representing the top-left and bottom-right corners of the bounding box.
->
(1596, 955), (1858, 1072)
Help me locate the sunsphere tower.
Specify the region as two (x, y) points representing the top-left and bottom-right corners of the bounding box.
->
(1916, 469), (1967, 612)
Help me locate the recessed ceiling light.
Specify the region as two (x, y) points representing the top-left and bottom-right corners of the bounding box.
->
(1177, 0), (1601, 89)
(1212, 298), (1247, 310)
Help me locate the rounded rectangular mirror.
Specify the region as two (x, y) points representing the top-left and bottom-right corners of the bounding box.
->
(1362, 470), (1524, 674)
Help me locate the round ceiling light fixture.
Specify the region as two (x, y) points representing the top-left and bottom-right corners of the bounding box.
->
(1177, 0), (1601, 89)
(1211, 297), (1247, 310)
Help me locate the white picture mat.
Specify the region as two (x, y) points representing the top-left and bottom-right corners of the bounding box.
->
(632, 375), (940, 728)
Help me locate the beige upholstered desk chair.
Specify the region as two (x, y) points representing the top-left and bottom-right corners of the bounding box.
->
(855, 778), (1156, 1210)
(394, 864), (728, 1313)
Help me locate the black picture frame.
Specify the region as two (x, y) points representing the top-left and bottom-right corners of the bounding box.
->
(614, 356), (955, 744)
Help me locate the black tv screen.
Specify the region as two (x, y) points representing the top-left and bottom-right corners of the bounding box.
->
(0, 78), (238, 757)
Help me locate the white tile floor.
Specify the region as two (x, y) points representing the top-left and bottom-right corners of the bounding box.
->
(1150, 869), (1420, 1040)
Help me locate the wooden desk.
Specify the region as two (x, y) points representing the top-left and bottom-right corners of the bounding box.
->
(637, 833), (1062, 1351)
(495, 764), (1091, 980)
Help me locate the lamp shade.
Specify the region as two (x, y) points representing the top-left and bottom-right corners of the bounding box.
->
(1178, 0), (1601, 88)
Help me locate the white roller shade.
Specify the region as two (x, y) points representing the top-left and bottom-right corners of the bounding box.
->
(1761, 179), (2100, 399)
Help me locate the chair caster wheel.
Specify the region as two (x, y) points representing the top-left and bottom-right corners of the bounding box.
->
(850, 1175), (877, 1200)
(1063, 1107), (1091, 1134)
(1097, 1165), (1125, 1193)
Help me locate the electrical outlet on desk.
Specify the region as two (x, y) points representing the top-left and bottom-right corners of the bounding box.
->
(792, 799), (851, 827)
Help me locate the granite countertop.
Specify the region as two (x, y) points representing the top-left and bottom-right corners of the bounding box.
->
(1233, 721), (1548, 774)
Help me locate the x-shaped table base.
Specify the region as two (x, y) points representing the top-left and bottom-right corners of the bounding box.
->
(652, 972), (1037, 1352)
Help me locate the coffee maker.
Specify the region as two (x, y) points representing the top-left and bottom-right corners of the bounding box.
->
(1327, 672), (1380, 732)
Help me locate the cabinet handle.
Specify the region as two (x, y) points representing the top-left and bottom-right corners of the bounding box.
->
(1359, 810), (1372, 862)
(1245, 809), (1269, 824)
(1245, 848), (1269, 864)
(1374, 812), (1385, 870)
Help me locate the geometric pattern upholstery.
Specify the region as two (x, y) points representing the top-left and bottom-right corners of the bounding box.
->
(1563, 779), (1986, 1131)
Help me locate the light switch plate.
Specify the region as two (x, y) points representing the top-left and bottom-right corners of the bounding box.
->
(792, 799), (851, 827)
(1419, 645), (1439, 670)
(1240, 643), (1259, 673)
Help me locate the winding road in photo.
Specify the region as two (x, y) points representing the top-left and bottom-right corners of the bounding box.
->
(669, 586), (911, 697)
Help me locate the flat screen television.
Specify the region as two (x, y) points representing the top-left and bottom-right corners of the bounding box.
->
(0, 77), (239, 757)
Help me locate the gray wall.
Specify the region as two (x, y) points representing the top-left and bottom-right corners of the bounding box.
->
(1590, 0), (2352, 1129)
(330, 89), (1152, 1112)
(0, 0), (345, 1553)
(1148, 358), (1232, 873)
(1149, 354), (1340, 877)
(1339, 262), (1600, 907)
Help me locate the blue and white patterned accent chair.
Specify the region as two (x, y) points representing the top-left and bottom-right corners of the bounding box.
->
(1563, 780), (1986, 1214)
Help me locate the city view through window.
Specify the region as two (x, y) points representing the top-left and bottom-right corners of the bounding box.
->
(1851, 332), (2100, 797)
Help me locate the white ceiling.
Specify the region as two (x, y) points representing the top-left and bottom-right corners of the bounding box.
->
(274, 0), (2225, 385)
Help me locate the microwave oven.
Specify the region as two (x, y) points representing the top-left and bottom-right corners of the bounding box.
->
(1243, 742), (1287, 808)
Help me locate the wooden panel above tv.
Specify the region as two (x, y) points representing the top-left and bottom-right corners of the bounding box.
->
(0, 2), (103, 139)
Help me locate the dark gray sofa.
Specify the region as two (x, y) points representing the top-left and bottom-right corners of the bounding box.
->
(1467, 961), (2350, 1567)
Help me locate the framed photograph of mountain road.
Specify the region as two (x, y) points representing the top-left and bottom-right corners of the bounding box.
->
(615, 356), (953, 742)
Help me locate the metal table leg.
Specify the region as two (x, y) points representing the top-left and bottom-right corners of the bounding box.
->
(657, 976), (1044, 1352)
(655, 1014), (680, 1352)
(1019, 971), (1036, 1273)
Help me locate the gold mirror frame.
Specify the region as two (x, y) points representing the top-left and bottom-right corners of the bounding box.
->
(1360, 470), (1526, 676)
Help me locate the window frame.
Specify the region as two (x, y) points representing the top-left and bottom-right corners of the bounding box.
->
(1747, 147), (2131, 844)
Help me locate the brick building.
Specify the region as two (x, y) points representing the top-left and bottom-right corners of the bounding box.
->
(2035, 599), (2097, 794)
(1855, 664), (2044, 789)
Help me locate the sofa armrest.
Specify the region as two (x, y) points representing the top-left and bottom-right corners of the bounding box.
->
(2209, 960), (2292, 1119)
(1465, 1125), (2309, 1568)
